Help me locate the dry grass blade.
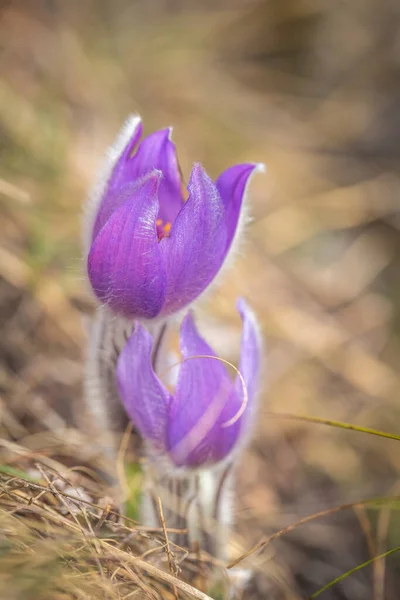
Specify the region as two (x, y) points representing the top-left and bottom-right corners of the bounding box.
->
(99, 542), (215, 600)
(227, 496), (400, 569)
(157, 496), (178, 577)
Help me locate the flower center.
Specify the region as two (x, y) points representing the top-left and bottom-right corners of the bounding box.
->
(156, 218), (171, 241)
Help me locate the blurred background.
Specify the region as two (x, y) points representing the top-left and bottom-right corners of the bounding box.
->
(1, 0), (400, 598)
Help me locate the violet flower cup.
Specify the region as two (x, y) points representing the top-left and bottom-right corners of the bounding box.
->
(85, 116), (263, 320)
(116, 298), (262, 468)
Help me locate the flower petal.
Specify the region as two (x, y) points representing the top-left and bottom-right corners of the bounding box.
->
(84, 115), (142, 254)
(93, 127), (183, 239)
(88, 171), (167, 319)
(92, 118), (144, 241)
(235, 298), (263, 427)
(117, 323), (170, 449)
(167, 312), (241, 467)
(216, 163), (263, 251)
(159, 163), (228, 316)
(131, 128), (184, 225)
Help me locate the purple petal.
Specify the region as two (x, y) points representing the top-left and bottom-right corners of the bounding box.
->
(88, 171), (167, 319)
(117, 323), (170, 449)
(216, 163), (261, 251)
(93, 119), (144, 240)
(114, 119), (144, 171)
(235, 297), (263, 425)
(132, 128), (184, 225)
(159, 163), (228, 316)
(93, 127), (183, 240)
(167, 312), (241, 467)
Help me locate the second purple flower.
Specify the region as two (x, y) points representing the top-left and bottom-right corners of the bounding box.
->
(86, 116), (262, 320)
(116, 298), (261, 468)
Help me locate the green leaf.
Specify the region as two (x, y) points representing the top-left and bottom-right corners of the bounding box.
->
(124, 462), (142, 521)
(0, 465), (38, 481)
(309, 546), (400, 598)
(270, 413), (400, 442)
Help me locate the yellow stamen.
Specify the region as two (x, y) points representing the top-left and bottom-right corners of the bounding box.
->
(156, 218), (172, 240)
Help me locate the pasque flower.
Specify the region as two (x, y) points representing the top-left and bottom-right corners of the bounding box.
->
(85, 115), (262, 320)
(116, 298), (261, 467)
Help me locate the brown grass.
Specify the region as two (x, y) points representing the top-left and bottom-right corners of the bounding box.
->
(0, 441), (222, 600)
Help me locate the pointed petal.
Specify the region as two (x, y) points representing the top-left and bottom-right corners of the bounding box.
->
(159, 163), (228, 316)
(93, 128), (183, 239)
(88, 172), (167, 319)
(131, 128), (184, 224)
(117, 324), (170, 448)
(216, 163), (263, 251)
(167, 312), (241, 467)
(82, 115), (142, 256)
(92, 118), (144, 241)
(235, 298), (263, 425)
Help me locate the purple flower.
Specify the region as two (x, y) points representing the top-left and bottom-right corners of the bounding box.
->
(116, 298), (262, 468)
(85, 116), (263, 320)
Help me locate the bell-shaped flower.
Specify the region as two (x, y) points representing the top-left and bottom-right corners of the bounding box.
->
(84, 115), (263, 320)
(116, 298), (262, 468)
